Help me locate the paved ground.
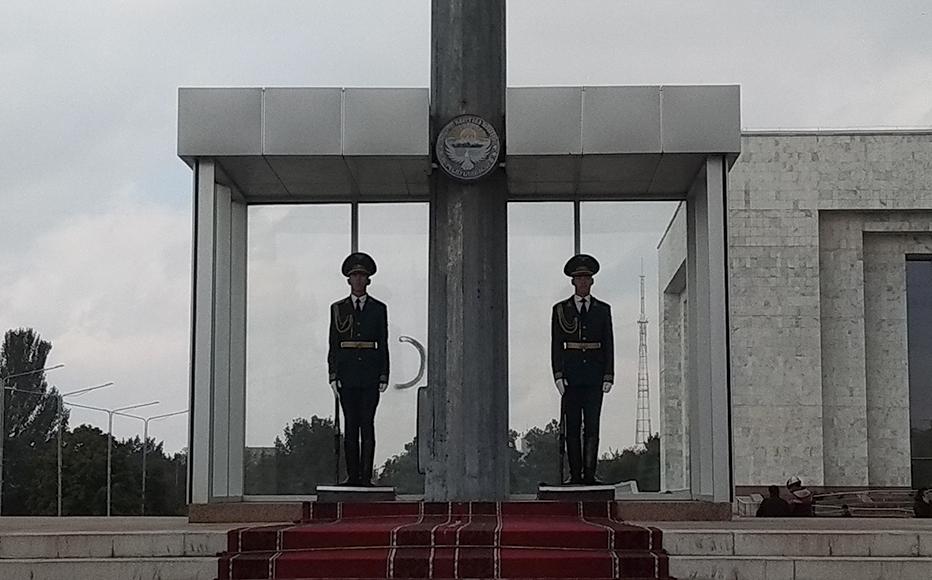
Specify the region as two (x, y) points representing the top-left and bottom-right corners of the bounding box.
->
(648, 517), (932, 531)
(1, 516), (931, 534)
(0, 517), (238, 533)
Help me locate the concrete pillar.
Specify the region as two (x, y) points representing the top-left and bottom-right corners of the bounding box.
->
(686, 157), (733, 503)
(189, 159), (247, 504)
(425, 0), (510, 500)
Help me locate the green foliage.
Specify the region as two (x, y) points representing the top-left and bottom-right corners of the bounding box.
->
(508, 418), (660, 493)
(598, 434), (660, 492)
(245, 413), (660, 496)
(245, 416), (343, 494)
(1, 328), (187, 515)
(377, 437), (424, 494)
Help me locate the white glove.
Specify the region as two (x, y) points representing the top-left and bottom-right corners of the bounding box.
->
(330, 380), (341, 399)
(379, 382), (388, 393)
(554, 379), (566, 396)
(602, 382), (613, 394)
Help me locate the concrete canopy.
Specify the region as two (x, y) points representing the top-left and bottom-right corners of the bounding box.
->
(178, 85), (740, 202)
(181, 82), (740, 504)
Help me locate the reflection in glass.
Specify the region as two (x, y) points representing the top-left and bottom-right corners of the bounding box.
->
(507, 202), (574, 492)
(245, 204), (350, 495)
(358, 203), (429, 493)
(907, 258), (932, 487)
(580, 201), (679, 492)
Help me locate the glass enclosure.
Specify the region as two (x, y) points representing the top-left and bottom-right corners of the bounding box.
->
(243, 200), (679, 496)
(244, 203), (427, 495)
(506, 201), (678, 494)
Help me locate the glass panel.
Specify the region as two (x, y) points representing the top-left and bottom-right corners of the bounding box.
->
(507, 202), (574, 493)
(907, 258), (932, 488)
(358, 203), (429, 493)
(580, 201), (680, 493)
(245, 204), (350, 495)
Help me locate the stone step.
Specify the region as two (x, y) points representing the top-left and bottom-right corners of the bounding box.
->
(221, 546), (671, 580)
(0, 557), (217, 580)
(670, 555), (932, 580)
(0, 531), (226, 559)
(664, 529), (932, 558)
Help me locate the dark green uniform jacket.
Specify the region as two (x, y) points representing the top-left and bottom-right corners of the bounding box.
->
(328, 296), (389, 389)
(551, 296), (614, 388)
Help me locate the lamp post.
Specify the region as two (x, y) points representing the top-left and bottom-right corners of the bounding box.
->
(114, 410), (187, 515)
(65, 400), (159, 516)
(0, 363), (64, 515)
(5, 381), (115, 516)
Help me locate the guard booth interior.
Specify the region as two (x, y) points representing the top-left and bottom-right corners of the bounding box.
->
(179, 84), (739, 506)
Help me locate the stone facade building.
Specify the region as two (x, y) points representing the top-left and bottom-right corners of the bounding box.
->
(658, 130), (932, 490)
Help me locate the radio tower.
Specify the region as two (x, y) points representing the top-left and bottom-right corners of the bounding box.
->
(635, 261), (652, 447)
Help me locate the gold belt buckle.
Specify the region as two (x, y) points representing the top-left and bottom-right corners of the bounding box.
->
(564, 341), (601, 351)
(340, 341), (378, 349)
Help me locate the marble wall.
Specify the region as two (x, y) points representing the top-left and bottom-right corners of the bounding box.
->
(658, 132), (932, 487)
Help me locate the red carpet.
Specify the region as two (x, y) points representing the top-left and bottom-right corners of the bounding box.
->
(218, 501), (675, 580)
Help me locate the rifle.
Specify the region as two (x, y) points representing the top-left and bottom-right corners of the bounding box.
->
(334, 390), (342, 484)
(558, 395), (566, 485)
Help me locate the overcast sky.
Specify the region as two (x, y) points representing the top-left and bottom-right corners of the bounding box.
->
(2, 1), (931, 475)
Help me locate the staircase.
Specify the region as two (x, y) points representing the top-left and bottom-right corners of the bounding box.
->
(664, 525), (932, 579)
(219, 501), (676, 580)
(0, 522), (223, 579)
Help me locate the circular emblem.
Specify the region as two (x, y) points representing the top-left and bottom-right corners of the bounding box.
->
(436, 115), (501, 181)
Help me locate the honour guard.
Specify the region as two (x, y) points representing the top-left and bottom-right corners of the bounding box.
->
(551, 254), (614, 484)
(328, 252), (389, 486)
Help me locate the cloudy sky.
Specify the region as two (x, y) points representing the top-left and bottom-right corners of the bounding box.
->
(2, 1), (931, 483)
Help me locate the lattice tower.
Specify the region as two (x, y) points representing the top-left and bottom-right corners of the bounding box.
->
(635, 265), (652, 447)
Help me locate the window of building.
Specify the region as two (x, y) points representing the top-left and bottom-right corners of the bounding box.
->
(907, 257), (932, 488)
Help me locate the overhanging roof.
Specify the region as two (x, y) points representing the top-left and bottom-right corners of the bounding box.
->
(178, 85), (740, 202)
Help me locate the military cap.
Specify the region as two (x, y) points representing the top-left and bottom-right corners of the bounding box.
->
(341, 252), (377, 277)
(564, 254), (600, 277)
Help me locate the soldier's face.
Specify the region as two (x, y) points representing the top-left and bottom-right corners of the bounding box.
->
(572, 275), (593, 297)
(348, 272), (370, 295)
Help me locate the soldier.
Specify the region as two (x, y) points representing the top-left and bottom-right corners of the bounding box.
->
(551, 254), (614, 485)
(328, 252), (389, 486)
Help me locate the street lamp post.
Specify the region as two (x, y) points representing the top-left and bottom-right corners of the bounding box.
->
(114, 410), (187, 515)
(66, 400), (159, 516)
(5, 381), (115, 516)
(0, 363), (64, 515)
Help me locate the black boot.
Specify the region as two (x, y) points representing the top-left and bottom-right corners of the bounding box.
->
(360, 436), (376, 487)
(582, 438), (603, 485)
(565, 439), (583, 484)
(342, 439), (361, 486)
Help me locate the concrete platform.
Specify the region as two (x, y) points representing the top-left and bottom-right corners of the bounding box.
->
(189, 498), (732, 522)
(315, 485), (396, 502)
(537, 484), (615, 501)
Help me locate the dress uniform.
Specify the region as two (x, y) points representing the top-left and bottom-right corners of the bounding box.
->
(328, 252), (389, 486)
(551, 254), (614, 484)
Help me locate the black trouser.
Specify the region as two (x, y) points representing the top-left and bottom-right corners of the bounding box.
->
(563, 386), (604, 482)
(339, 388), (380, 484)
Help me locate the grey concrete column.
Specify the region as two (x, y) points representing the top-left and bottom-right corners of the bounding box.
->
(189, 159), (247, 504)
(425, 0), (509, 500)
(685, 157), (733, 503)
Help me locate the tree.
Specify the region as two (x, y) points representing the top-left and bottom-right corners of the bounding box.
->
(598, 434), (660, 491)
(511, 421), (561, 493)
(245, 416), (342, 494)
(1, 328), (63, 515)
(377, 437), (424, 494)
